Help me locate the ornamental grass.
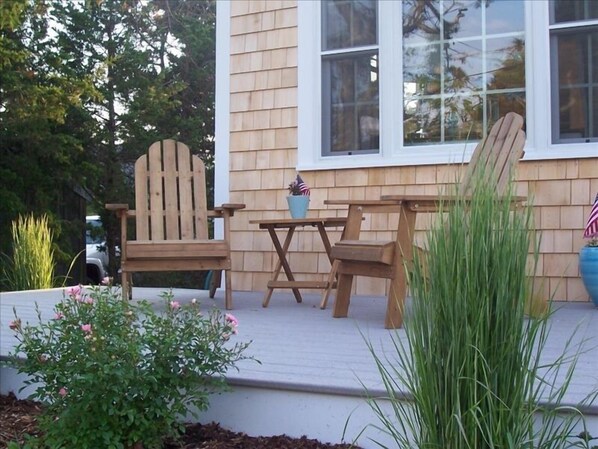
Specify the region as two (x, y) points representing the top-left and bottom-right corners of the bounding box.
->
(365, 169), (596, 448)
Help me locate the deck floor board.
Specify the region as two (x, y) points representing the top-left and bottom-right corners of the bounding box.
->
(2, 287), (598, 410)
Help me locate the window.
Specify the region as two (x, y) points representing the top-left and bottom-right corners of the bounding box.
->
(297, 0), (598, 170)
(321, 1), (379, 155)
(550, 0), (598, 143)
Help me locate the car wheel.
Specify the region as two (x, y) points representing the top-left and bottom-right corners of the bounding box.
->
(86, 265), (100, 285)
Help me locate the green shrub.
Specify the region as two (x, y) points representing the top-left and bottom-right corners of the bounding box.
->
(9, 285), (250, 449)
(3, 214), (55, 291)
(365, 170), (595, 448)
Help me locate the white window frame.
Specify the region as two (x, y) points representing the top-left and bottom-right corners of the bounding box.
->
(297, 1), (598, 172)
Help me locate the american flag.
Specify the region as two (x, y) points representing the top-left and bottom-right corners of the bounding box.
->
(296, 174), (310, 196)
(584, 193), (598, 238)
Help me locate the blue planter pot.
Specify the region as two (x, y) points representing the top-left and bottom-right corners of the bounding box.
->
(580, 246), (598, 307)
(287, 195), (309, 219)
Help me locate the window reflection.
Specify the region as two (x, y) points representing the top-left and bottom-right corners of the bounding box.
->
(403, 0), (525, 145)
(553, 0), (598, 23)
(324, 53), (379, 153)
(554, 27), (598, 140)
(323, 0), (377, 51)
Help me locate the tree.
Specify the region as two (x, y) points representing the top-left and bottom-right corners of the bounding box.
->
(1, 0), (217, 285)
(0, 0), (95, 268)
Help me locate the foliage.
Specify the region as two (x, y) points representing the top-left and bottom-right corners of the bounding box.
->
(0, 0), (95, 263)
(2, 214), (55, 291)
(9, 285), (250, 449)
(0, 0), (217, 279)
(364, 170), (596, 448)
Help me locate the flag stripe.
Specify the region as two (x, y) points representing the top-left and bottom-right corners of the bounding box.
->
(584, 193), (598, 238)
(296, 174), (310, 196)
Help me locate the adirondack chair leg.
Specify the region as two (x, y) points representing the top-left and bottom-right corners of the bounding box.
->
(121, 271), (132, 301)
(224, 269), (232, 310)
(333, 272), (353, 318)
(386, 273), (406, 329)
(209, 270), (222, 298)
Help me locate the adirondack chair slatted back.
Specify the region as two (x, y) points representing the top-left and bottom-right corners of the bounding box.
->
(134, 140), (209, 241)
(462, 112), (525, 195)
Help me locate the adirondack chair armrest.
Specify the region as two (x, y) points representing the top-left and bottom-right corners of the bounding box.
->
(211, 203), (246, 218)
(105, 204), (132, 252)
(106, 203), (129, 214)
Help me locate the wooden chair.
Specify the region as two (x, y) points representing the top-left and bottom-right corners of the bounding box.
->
(106, 139), (245, 308)
(325, 112), (526, 328)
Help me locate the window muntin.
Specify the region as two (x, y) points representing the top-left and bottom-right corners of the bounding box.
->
(402, 0), (525, 146)
(321, 0), (379, 156)
(550, 0), (598, 143)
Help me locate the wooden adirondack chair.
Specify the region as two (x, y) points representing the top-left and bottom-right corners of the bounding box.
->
(106, 139), (245, 308)
(325, 112), (526, 328)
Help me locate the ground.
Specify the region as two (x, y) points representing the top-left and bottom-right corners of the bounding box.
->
(0, 394), (360, 449)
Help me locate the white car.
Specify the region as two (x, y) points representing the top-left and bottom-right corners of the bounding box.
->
(86, 215), (109, 284)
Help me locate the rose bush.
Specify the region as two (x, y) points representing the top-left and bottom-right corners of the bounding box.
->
(9, 283), (251, 449)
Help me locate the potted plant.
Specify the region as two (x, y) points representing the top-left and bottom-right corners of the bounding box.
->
(287, 174), (310, 219)
(580, 193), (598, 306)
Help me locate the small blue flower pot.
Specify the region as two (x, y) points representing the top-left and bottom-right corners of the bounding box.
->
(287, 195), (309, 219)
(580, 246), (598, 307)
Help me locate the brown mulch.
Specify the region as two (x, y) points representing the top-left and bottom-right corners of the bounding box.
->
(0, 394), (360, 449)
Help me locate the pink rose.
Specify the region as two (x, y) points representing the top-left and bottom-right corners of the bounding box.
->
(225, 313), (238, 327)
(58, 387), (67, 397)
(66, 285), (82, 298)
(170, 301), (181, 310)
(54, 312), (64, 320)
(81, 324), (92, 333)
(84, 297), (93, 305)
(8, 319), (21, 330)
(101, 276), (112, 285)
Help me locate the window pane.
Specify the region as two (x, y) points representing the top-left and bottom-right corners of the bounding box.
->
(323, 53), (379, 154)
(552, 27), (598, 141)
(404, 98), (442, 144)
(358, 105), (380, 150)
(352, 0), (378, 47)
(323, 1), (351, 50)
(331, 105), (357, 152)
(487, 37), (525, 90)
(445, 40), (483, 92)
(403, 0), (440, 45)
(330, 59), (355, 104)
(486, 1), (525, 34)
(403, 44), (441, 95)
(323, 0), (377, 51)
(444, 95), (483, 141)
(486, 92), (526, 128)
(443, 0), (481, 40)
(553, 0), (598, 24)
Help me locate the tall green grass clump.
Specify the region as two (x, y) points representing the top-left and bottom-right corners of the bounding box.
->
(3, 214), (55, 290)
(366, 169), (594, 448)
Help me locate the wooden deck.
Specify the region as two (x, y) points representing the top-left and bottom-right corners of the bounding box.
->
(2, 287), (598, 447)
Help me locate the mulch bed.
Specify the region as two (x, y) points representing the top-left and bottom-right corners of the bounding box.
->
(0, 393), (360, 448)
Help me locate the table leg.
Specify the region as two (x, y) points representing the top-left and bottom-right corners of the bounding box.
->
(317, 222), (336, 309)
(262, 226), (302, 307)
(319, 259), (338, 309)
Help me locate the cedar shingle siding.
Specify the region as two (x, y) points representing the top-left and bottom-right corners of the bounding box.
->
(226, 0), (598, 303)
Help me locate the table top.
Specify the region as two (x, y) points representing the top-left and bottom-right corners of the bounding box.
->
(249, 217), (348, 229)
(325, 194), (526, 206)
